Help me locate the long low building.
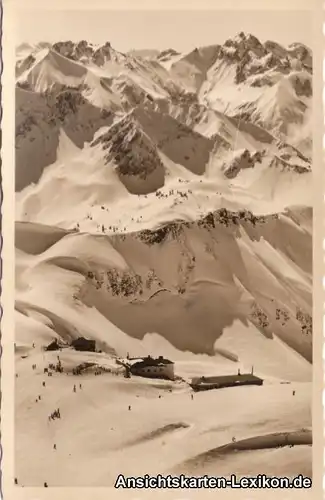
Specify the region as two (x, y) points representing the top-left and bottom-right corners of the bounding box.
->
(190, 373), (263, 391)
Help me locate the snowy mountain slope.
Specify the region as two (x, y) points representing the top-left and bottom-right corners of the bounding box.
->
(15, 33), (312, 193)
(15, 355), (311, 486)
(15, 211), (312, 486)
(198, 33), (312, 138)
(14, 32), (313, 486)
(16, 204), (312, 363)
(232, 75), (309, 136)
(16, 125), (312, 231)
(17, 48), (89, 93)
(170, 45), (220, 91)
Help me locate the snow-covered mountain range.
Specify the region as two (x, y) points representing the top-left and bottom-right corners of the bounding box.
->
(15, 32), (313, 486)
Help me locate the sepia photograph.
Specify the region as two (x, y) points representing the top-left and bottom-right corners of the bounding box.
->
(12, 4), (314, 491)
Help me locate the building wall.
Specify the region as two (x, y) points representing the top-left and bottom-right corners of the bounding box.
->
(132, 363), (174, 380)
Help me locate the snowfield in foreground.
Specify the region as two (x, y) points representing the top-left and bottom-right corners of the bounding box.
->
(15, 31), (312, 488)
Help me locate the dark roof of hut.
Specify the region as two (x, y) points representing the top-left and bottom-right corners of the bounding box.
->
(131, 356), (173, 370)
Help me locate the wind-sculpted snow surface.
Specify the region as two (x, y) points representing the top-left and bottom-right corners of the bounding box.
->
(15, 32), (313, 486)
(15, 206), (312, 362)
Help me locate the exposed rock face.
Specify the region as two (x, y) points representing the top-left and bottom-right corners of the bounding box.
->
(290, 73), (312, 98)
(91, 116), (166, 194)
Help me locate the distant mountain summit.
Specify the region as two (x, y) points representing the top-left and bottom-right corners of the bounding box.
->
(15, 31), (312, 193)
